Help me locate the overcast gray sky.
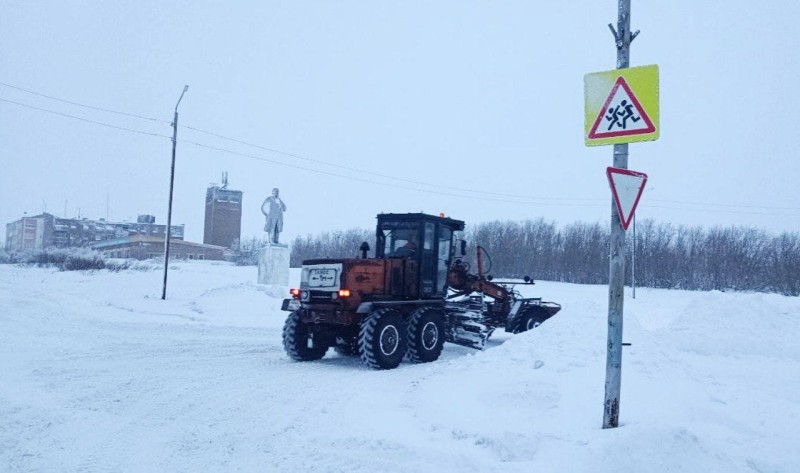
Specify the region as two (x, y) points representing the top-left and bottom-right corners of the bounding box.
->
(2, 1), (799, 246)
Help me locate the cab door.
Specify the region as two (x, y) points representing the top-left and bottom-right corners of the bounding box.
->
(419, 222), (437, 296)
(436, 226), (453, 295)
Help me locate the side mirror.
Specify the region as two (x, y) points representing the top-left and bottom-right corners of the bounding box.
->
(459, 240), (467, 256)
(523, 275), (535, 285)
(359, 241), (370, 259)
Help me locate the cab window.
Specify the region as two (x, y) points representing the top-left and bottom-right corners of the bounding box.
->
(437, 227), (453, 292)
(378, 222), (419, 257)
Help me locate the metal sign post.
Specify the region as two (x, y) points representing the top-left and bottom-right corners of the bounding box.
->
(584, 1), (658, 429)
(603, 0), (633, 429)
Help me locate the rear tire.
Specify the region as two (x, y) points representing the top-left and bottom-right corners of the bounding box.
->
(513, 308), (547, 334)
(283, 311), (327, 361)
(359, 309), (406, 370)
(406, 307), (445, 363)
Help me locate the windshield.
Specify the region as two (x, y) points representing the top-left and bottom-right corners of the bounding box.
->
(378, 221), (419, 258)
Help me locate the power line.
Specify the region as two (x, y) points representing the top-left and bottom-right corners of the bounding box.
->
(0, 97), (593, 206)
(1, 79), (595, 202)
(182, 124), (599, 203)
(0, 98), (172, 140)
(4, 87), (799, 216)
(649, 198), (800, 212)
(184, 123), (800, 211)
(0, 81), (171, 124)
(647, 204), (800, 217)
(182, 138), (606, 208)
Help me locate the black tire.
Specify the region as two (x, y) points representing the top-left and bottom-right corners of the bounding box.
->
(359, 308), (407, 370)
(406, 307), (445, 363)
(283, 311), (327, 361)
(513, 308), (547, 334)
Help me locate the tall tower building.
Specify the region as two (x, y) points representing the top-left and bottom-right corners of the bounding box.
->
(203, 172), (243, 249)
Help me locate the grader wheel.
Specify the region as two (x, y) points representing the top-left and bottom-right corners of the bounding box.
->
(406, 307), (445, 363)
(359, 308), (407, 370)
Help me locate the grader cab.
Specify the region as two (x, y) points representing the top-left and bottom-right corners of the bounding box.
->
(281, 212), (561, 370)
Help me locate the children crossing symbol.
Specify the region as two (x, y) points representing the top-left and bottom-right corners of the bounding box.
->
(584, 64), (659, 146)
(588, 76), (655, 139)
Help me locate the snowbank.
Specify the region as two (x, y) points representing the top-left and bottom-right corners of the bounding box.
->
(1, 261), (797, 472)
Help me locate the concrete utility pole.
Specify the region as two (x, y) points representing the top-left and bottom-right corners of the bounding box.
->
(603, 0), (638, 429)
(162, 85), (189, 300)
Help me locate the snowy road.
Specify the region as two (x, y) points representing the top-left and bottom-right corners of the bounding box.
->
(1, 262), (798, 472)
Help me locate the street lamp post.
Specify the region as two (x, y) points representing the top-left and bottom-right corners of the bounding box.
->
(162, 85), (189, 300)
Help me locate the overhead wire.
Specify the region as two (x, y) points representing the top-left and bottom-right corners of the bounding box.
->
(182, 126), (800, 214)
(0, 95), (601, 207)
(3, 83), (800, 217)
(1, 80), (597, 203)
(0, 81), (171, 124)
(182, 123), (600, 203)
(648, 198), (800, 211)
(646, 204), (800, 217)
(181, 138), (606, 208)
(0, 98), (172, 140)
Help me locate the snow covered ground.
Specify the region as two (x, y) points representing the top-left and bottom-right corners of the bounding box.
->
(1, 261), (798, 472)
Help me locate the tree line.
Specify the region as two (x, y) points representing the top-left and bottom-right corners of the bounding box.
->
(468, 219), (799, 296)
(239, 219), (799, 296)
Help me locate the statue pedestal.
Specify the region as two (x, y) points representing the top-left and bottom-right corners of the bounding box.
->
(258, 244), (290, 287)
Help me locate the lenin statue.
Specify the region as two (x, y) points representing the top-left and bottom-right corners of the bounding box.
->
(261, 187), (287, 244)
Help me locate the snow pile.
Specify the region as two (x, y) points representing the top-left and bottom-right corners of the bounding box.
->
(1, 261), (798, 472)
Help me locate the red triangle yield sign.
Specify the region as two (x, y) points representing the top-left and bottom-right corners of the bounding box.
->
(606, 167), (648, 230)
(589, 77), (656, 139)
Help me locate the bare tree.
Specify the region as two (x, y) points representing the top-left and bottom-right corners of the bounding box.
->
(290, 228), (373, 266)
(287, 218), (799, 296)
